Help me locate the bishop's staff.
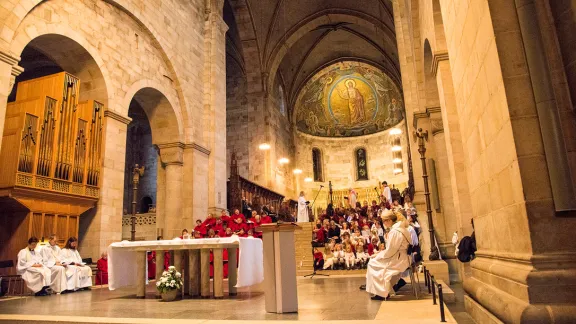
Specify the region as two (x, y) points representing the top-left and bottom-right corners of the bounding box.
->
(131, 164), (145, 241)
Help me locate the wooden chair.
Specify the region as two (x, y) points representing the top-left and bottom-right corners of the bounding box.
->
(0, 260), (24, 296)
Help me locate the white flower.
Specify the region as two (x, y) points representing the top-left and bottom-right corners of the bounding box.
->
(156, 282), (161, 287)
(162, 271), (168, 276)
(171, 280), (175, 284)
(161, 277), (168, 283)
(175, 272), (182, 278)
(168, 266), (175, 270)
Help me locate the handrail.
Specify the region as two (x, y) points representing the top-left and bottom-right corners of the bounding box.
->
(423, 266), (447, 322)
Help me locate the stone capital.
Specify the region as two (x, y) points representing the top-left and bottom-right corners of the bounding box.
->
(431, 51), (449, 76)
(104, 109), (132, 125)
(430, 118), (444, 135)
(412, 106), (442, 129)
(158, 142), (184, 165)
(0, 50), (24, 90)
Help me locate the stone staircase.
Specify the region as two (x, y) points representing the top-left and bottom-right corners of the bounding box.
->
(294, 222), (367, 276)
(294, 222), (314, 276)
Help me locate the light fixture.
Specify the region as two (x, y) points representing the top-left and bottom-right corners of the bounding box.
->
(392, 158), (402, 164)
(389, 128), (402, 135)
(393, 168), (403, 174)
(258, 143), (271, 150)
(391, 145), (402, 152)
(293, 169), (302, 174)
(278, 157), (289, 164)
(304, 177), (313, 182)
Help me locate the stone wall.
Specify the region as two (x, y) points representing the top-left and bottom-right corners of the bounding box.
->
(295, 120), (410, 208)
(226, 58), (249, 179)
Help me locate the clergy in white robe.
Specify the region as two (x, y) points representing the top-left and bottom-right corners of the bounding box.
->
(297, 191), (309, 223)
(17, 237), (51, 295)
(382, 181), (392, 204)
(40, 235), (70, 293)
(349, 188), (358, 208)
(364, 211), (410, 300)
(60, 237), (93, 289)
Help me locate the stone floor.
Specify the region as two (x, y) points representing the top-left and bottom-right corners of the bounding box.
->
(0, 275), (464, 323)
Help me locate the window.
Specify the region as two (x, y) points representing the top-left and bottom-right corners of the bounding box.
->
(356, 148), (368, 181)
(278, 84), (286, 116)
(312, 148), (323, 182)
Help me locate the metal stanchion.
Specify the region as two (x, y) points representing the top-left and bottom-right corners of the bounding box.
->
(438, 283), (446, 322)
(431, 275), (437, 305)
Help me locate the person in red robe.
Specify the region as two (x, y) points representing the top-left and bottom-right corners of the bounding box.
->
(95, 252), (108, 285)
(250, 214), (263, 238)
(201, 213), (216, 230)
(193, 219), (205, 236)
(223, 227), (233, 237)
(231, 209), (246, 225)
(220, 209), (230, 225)
(212, 218), (225, 236)
(260, 213), (272, 224)
(229, 216), (248, 234)
(157, 236), (170, 270)
(147, 251), (156, 279)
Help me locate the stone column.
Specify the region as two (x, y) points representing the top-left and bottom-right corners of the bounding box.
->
(0, 51), (23, 152)
(191, 143), (210, 224)
(429, 115), (459, 280)
(203, 0), (228, 215)
(435, 58), (474, 238)
(79, 110), (131, 260)
(158, 143), (184, 239)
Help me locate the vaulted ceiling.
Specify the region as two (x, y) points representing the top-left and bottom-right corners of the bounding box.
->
(225, 0), (399, 110)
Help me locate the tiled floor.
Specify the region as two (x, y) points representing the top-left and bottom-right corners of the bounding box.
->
(0, 276), (461, 323)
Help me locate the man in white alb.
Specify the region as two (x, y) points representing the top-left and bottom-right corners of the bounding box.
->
(297, 191), (309, 223)
(60, 237), (93, 290)
(17, 237), (51, 296)
(382, 181), (392, 205)
(40, 234), (71, 293)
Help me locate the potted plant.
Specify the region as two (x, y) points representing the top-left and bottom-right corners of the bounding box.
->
(156, 266), (182, 301)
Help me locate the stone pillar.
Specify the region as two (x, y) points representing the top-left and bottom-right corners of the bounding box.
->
(191, 144), (210, 224)
(158, 143), (184, 239)
(80, 110), (131, 260)
(435, 59), (474, 238)
(203, 0), (228, 215)
(0, 51), (23, 152)
(429, 115), (459, 280)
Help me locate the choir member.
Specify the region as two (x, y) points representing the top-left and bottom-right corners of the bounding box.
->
(201, 213), (216, 229)
(96, 252), (109, 284)
(147, 251), (156, 280)
(223, 227), (233, 237)
(229, 216), (248, 234)
(17, 237), (51, 296)
(40, 234), (68, 293)
(193, 219), (205, 236)
(313, 247), (324, 271)
(220, 209), (230, 225)
(260, 212), (272, 224)
(212, 218), (225, 236)
(60, 237), (93, 290)
(179, 229), (191, 239)
(231, 209), (246, 224)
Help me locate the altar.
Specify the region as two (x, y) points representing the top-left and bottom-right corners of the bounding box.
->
(108, 237), (264, 299)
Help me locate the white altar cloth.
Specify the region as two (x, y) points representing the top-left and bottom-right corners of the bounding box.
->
(107, 237), (263, 290)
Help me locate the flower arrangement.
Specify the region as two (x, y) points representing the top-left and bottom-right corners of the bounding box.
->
(156, 266), (183, 294)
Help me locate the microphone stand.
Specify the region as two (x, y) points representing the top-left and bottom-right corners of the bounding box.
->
(374, 186), (383, 203)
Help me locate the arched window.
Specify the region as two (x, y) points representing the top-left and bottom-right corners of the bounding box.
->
(278, 84), (287, 116)
(356, 148), (369, 181)
(312, 148), (324, 182)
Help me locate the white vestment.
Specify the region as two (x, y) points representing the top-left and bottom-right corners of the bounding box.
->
(60, 248), (93, 289)
(383, 186), (392, 204)
(40, 245), (70, 292)
(349, 190), (357, 208)
(297, 196), (309, 223)
(17, 248), (51, 293)
(365, 222), (410, 297)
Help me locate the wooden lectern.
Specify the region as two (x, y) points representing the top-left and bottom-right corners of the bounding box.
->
(259, 223), (301, 313)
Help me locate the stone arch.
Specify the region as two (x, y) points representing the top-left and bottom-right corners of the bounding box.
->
(11, 31), (110, 107)
(431, 0), (447, 52)
(126, 85), (183, 145)
(265, 9), (398, 93)
(3, 0), (189, 139)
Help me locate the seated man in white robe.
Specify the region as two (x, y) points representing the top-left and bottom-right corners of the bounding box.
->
(59, 237), (93, 290)
(40, 234), (70, 293)
(360, 210), (410, 300)
(17, 237), (51, 296)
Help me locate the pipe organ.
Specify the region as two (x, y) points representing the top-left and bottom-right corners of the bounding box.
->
(0, 72), (104, 269)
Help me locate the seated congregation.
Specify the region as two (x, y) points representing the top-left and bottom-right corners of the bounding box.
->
(311, 198), (422, 300)
(17, 235), (93, 296)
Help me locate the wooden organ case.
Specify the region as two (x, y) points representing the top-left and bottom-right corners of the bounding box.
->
(0, 72), (104, 268)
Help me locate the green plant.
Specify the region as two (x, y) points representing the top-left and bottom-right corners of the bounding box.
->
(155, 266), (183, 294)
